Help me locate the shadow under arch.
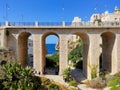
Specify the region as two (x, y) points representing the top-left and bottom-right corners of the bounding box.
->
(101, 31), (116, 73)
(72, 32), (90, 78)
(18, 32), (31, 66)
(41, 32), (59, 75)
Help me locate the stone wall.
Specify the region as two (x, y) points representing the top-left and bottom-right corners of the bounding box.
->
(0, 27), (120, 79)
(0, 49), (14, 63)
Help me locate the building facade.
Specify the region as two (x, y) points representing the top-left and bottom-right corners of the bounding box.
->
(90, 6), (120, 22)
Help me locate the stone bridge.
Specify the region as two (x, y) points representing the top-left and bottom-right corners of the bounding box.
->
(0, 21), (120, 79)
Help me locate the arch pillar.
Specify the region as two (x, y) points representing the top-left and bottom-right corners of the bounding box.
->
(101, 32), (117, 74)
(111, 35), (117, 74)
(88, 34), (101, 79)
(33, 34), (43, 74)
(115, 34), (120, 73)
(14, 34), (18, 60)
(1, 29), (7, 49)
(59, 34), (68, 75)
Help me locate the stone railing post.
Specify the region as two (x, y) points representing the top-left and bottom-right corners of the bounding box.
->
(35, 21), (39, 27)
(5, 21), (9, 26)
(62, 21), (65, 27)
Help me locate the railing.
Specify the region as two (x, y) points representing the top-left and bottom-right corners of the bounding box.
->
(38, 22), (63, 26)
(0, 21), (120, 27)
(8, 22), (35, 26)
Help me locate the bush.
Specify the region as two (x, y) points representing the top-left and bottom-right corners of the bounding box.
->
(63, 68), (72, 82)
(48, 83), (59, 90)
(63, 68), (77, 87)
(86, 77), (106, 89)
(40, 77), (51, 86)
(0, 61), (41, 90)
(107, 72), (120, 90)
(69, 80), (77, 87)
(46, 52), (59, 68)
(68, 44), (83, 66)
(90, 65), (98, 79)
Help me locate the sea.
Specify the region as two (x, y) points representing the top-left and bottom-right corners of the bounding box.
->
(46, 44), (57, 54)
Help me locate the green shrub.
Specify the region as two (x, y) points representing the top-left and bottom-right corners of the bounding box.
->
(48, 83), (59, 90)
(107, 72), (120, 90)
(46, 52), (59, 68)
(68, 44), (83, 66)
(99, 71), (106, 78)
(90, 65), (98, 79)
(69, 80), (77, 87)
(0, 61), (41, 90)
(63, 68), (77, 87)
(63, 68), (72, 82)
(40, 77), (51, 86)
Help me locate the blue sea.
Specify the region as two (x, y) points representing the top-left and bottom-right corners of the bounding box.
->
(46, 44), (57, 54)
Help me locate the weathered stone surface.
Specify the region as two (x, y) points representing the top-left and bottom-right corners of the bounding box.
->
(0, 26), (120, 79)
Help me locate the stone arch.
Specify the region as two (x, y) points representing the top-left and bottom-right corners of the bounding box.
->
(71, 32), (90, 77)
(41, 32), (59, 74)
(101, 31), (116, 73)
(18, 32), (31, 66)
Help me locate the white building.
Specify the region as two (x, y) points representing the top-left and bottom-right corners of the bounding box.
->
(101, 6), (120, 22)
(90, 6), (120, 22)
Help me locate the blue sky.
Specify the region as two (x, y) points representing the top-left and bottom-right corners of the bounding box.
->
(0, 0), (120, 43)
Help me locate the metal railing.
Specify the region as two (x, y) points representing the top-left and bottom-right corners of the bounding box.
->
(8, 22), (35, 26)
(38, 22), (62, 26)
(0, 21), (120, 27)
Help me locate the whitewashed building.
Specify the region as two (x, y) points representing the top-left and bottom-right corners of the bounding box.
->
(90, 6), (120, 22)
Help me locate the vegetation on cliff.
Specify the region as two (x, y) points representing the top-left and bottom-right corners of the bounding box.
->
(46, 38), (83, 69)
(0, 61), (68, 90)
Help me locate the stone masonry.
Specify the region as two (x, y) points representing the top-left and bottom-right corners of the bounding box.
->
(0, 23), (120, 79)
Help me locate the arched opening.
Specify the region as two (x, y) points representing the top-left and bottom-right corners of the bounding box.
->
(18, 32), (33, 67)
(28, 35), (33, 67)
(68, 32), (89, 79)
(42, 32), (59, 75)
(101, 32), (115, 73)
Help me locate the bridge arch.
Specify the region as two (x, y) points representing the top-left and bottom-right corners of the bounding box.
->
(69, 32), (90, 77)
(100, 31), (116, 73)
(41, 32), (59, 74)
(18, 31), (32, 66)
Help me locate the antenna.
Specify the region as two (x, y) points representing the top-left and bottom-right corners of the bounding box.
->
(61, 4), (65, 21)
(5, 3), (10, 21)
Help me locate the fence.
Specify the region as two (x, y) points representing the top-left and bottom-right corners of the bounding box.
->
(0, 21), (120, 27)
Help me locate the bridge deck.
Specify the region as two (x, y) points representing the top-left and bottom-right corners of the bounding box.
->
(0, 21), (120, 29)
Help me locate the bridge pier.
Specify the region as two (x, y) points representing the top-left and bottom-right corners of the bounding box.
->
(1, 29), (7, 49)
(33, 34), (42, 74)
(87, 34), (101, 79)
(115, 34), (120, 72)
(59, 34), (68, 75)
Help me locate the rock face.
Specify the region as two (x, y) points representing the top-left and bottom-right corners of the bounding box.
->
(0, 49), (14, 63)
(68, 40), (81, 52)
(55, 41), (59, 51)
(55, 39), (81, 53)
